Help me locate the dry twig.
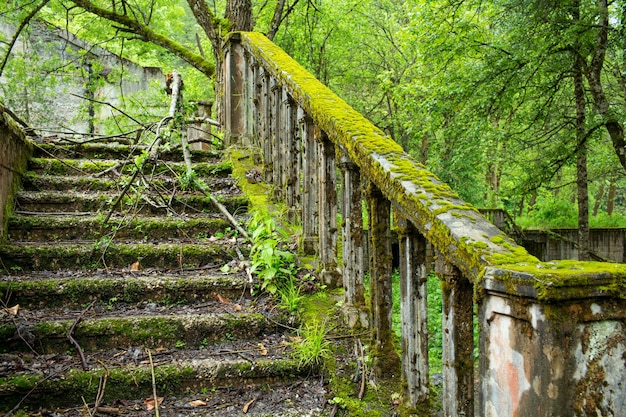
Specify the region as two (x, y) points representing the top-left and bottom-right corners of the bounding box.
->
(68, 300), (97, 370)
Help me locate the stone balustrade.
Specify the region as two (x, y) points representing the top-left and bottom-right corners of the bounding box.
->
(224, 32), (626, 416)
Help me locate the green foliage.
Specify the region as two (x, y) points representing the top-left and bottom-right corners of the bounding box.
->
(248, 213), (297, 295)
(292, 319), (331, 368)
(518, 196), (579, 229)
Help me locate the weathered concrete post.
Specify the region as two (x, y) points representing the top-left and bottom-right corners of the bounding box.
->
(259, 70), (273, 183)
(271, 81), (282, 200)
(366, 181), (400, 376)
(338, 150), (366, 328)
(397, 217), (430, 411)
(224, 33), (246, 146)
(479, 267), (626, 416)
(436, 256), (474, 417)
(318, 133), (340, 287)
(187, 100), (213, 151)
(299, 115), (319, 255)
(282, 92), (299, 221)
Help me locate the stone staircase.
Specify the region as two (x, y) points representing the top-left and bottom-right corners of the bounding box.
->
(0, 141), (325, 416)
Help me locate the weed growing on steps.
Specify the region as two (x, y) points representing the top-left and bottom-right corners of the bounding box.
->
(247, 212), (300, 298)
(292, 319), (332, 368)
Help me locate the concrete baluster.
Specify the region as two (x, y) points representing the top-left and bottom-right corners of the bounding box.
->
(366, 181), (400, 376)
(318, 133), (340, 287)
(299, 115), (319, 255)
(436, 256), (474, 417)
(338, 150), (365, 327)
(397, 217), (430, 411)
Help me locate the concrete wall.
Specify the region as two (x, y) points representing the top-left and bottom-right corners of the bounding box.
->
(0, 106), (31, 241)
(523, 229), (625, 263)
(0, 20), (163, 134)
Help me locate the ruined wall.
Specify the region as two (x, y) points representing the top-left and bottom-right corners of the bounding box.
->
(0, 106), (31, 241)
(523, 229), (625, 263)
(0, 20), (163, 134)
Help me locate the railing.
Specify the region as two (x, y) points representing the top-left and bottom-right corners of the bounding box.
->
(224, 32), (626, 416)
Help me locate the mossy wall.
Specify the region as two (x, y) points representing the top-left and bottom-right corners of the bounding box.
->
(0, 105), (32, 242)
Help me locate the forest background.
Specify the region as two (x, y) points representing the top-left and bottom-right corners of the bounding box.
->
(2, 0), (626, 261)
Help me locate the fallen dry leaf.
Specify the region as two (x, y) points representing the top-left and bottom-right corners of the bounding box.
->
(242, 398), (256, 413)
(130, 261), (141, 271)
(188, 399), (207, 407)
(257, 343), (268, 356)
(144, 397), (163, 411)
(216, 294), (230, 304)
(6, 305), (19, 316)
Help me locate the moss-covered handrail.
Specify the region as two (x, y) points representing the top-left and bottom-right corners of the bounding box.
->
(234, 32), (626, 301)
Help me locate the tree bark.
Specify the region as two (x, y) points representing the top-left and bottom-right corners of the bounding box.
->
(592, 182), (604, 216)
(573, 0), (590, 261)
(584, 0), (626, 172)
(607, 178), (616, 215)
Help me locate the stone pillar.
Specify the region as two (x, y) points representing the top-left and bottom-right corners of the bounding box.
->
(224, 34), (246, 146)
(187, 101), (213, 151)
(436, 256), (474, 417)
(283, 92), (299, 221)
(318, 133), (340, 287)
(366, 181), (400, 376)
(300, 115), (319, 255)
(259, 70), (273, 182)
(270, 80), (282, 200)
(338, 150), (365, 327)
(479, 267), (626, 417)
(397, 217), (430, 410)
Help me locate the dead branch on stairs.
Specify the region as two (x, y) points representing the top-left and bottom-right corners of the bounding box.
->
(67, 300), (96, 371)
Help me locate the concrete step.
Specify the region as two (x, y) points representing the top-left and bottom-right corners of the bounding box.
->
(7, 214), (234, 242)
(14, 190), (249, 216)
(21, 173), (237, 192)
(0, 271), (250, 308)
(0, 309), (276, 354)
(0, 352), (309, 412)
(26, 157), (233, 177)
(0, 241), (242, 271)
(33, 142), (223, 163)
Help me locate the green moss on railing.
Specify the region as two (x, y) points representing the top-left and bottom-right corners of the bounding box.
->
(233, 32), (626, 300)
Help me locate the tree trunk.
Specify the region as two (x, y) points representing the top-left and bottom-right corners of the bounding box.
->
(584, 0), (626, 173)
(607, 179), (616, 215)
(573, 1), (591, 261)
(592, 182), (605, 216)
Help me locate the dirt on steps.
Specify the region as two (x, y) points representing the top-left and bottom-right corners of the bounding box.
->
(0, 140), (332, 416)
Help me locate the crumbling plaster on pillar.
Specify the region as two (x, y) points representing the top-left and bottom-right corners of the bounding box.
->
(483, 296), (531, 417)
(573, 320), (626, 416)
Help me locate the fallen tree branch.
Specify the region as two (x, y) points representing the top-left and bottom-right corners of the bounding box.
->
(67, 300), (96, 371)
(70, 93), (146, 127)
(147, 349), (161, 417)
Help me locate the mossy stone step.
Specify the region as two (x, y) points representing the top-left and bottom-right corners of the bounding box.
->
(0, 356), (307, 411)
(8, 215), (233, 242)
(0, 273), (249, 308)
(0, 241), (240, 271)
(15, 190), (249, 215)
(33, 142), (223, 162)
(27, 157), (233, 177)
(21, 173), (237, 192)
(0, 312), (273, 353)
